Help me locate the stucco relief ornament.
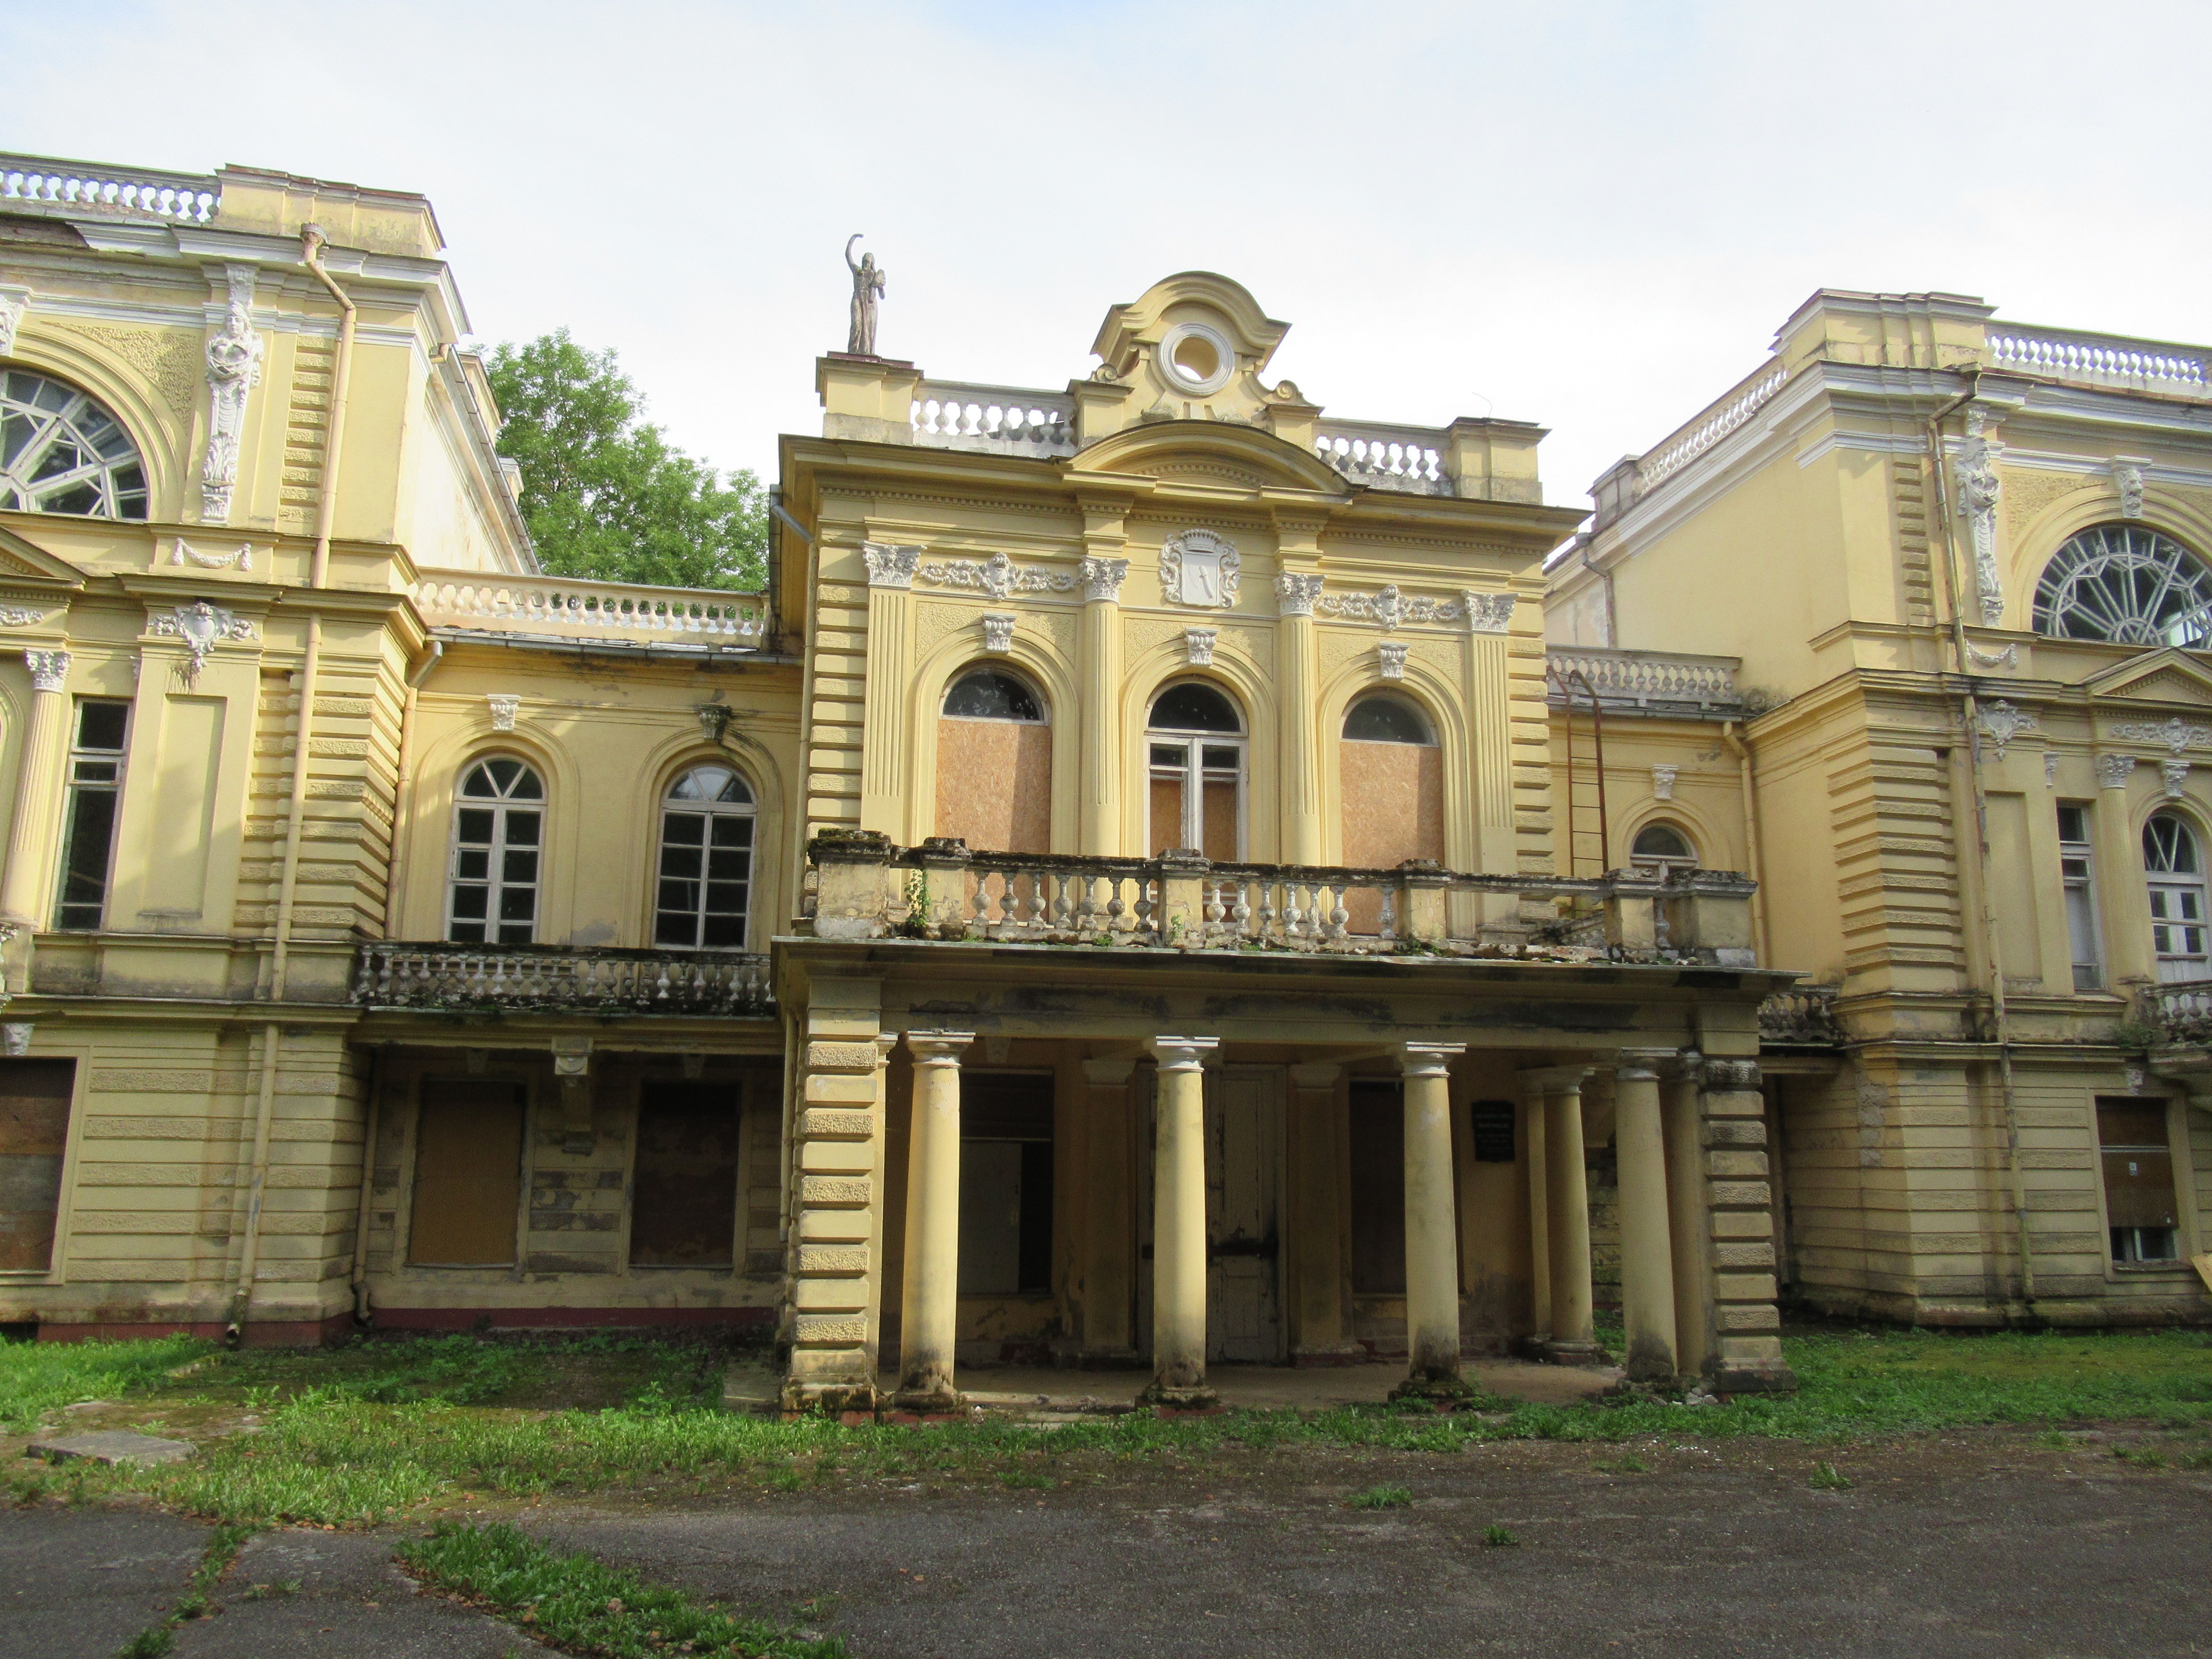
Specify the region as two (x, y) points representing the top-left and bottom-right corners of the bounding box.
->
(2108, 717), (2210, 754)
(1080, 556), (1128, 602)
(1463, 591), (1518, 634)
(1652, 765), (1679, 801)
(1183, 627), (1217, 667)
(1314, 584), (1466, 632)
(919, 551), (1080, 599)
(1274, 572), (1324, 617)
(1965, 641), (2019, 670)
(981, 612), (1016, 654)
(0, 1024), (29, 1058)
(2113, 459), (2147, 520)
(1159, 529), (1240, 608)
(148, 602), (254, 689)
(0, 285), (27, 356)
(198, 265), (263, 525)
(170, 538), (253, 572)
(1377, 641), (1409, 681)
(486, 694), (520, 731)
(23, 649), (69, 693)
(1955, 406), (2004, 627)
(2044, 752), (2058, 788)
(2162, 758), (2190, 800)
(0, 602), (52, 628)
(2098, 753), (2137, 789)
(861, 541), (919, 589)
(1972, 699), (2033, 761)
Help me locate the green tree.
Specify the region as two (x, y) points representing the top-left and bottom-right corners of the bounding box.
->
(486, 329), (765, 592)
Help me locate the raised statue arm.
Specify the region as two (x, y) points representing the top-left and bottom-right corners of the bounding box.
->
(846, 233), (863, 274)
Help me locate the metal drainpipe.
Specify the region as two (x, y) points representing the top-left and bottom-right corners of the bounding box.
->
(230, 224), (357, 1338)
(1721, 721), (1769, 965)
(349, 1048), (382, 1322)
(1926, 373), (2038, 1313)
(381, 642), (443, 938)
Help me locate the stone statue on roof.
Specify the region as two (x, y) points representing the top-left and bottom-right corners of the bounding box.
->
(845, 235), (885, 357)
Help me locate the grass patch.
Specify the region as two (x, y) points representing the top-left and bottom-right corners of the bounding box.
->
(0, 1333), (212, 1432)
(1594, 1452), (1652, 1475)
(115, 1521), (256, 1656)
(1348, 1483), (1413, 1509)
(397, 1520), (847, 1658)
(1481, 1523), (1519, 1547)
(1807, 1461), (1853, 1490)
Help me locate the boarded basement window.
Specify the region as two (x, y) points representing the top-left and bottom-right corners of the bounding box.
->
(1349, 1077), (1406, 1295)
(0, 1060), (75, 1272)
(409, 1079), (525, 1266)
(959, 1071), (1054, 1295)
(2096, 1098), (2179, 1263)
(629, 1081), (742, 1266)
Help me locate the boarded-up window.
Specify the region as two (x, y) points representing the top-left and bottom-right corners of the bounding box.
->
(958, 1071), (1054, 1295)
(937, 668), (1051, 854)
(2096, 1098), (2179, 1263)
(629, 1081), (741, 1266)
(1348, 1078), (1406, 1295)
(1340, 696), (1443, 932)
(0, 1061), (74, 1272)
(409, 1079), (524, 1266)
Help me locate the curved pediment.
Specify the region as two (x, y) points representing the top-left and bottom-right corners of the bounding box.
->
(1068, 419), (1349, 498)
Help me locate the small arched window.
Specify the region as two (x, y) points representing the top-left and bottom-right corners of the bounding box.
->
(1343, 695), (1434, 745)
(2033, 524), (2212, 647)
(1148, 681), (1245, 858)
(655, 764), (756, 949)
(2143, 812), (2209, 981)
(943, 667), (1045, 723)
(0, 370), (149, 519)
(448, 758), (544, 944)
(1631, 822), (1698, 873)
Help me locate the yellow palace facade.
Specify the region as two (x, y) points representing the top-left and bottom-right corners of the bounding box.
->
(0, 153), (2200, 1411)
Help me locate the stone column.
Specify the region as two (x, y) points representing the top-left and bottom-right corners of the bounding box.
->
(858, 543), (920, 838)
(1396, 1042), (1470, 1398)
(1518, 1086), (1552, 1342)
(1080, 1056), (1138, 1360)
(2092, 756), (2155, 976)
(1287, 1060), (1358, 1362)
(1662, 1062), (1711, 1380)
(894, 1030), (972, 1410)
(0, 650), (71, 937)
(1463, 594), (1521, 931)
(1699, 1056), (1795, 1391)
(1612, 1048), (1680, 1383)
(1144, 1035), (1217, 1406)
(1528, 1065), (1598, 1362)
(1274, 568), (1324, 865)
(1077, 549), (1129, 855)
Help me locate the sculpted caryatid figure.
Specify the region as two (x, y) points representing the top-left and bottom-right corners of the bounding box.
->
(845, 234), (885, 356)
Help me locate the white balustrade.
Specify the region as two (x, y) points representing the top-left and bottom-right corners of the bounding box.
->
(1634, 364), (1790, 495)
(413, 577), (764, 646)
(1314, 424), (1448, 492)
(356, 943), (774, 1013)
(1988, 326), (2207, 392)
(910, 382), (1077, 454)
(0, 157), (218, 224)
(2146, 978), (2212, 1043)
(1548, 647), (1743, 711)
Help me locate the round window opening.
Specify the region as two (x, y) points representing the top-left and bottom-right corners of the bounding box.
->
(1158, 322), (1234, 396)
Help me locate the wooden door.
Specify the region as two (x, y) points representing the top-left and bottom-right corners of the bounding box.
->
(1206, 1065), (1284, 1362)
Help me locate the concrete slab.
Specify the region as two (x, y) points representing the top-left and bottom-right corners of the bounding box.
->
(0, 1502), (205, 1659)
(28, 1430), (196, 1466)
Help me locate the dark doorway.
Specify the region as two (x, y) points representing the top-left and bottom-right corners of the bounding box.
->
(1348, 1077), (1406, 1295)
(630, 1081), (742, 1266)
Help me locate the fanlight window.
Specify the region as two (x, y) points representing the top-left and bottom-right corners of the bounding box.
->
(1147, 681), (1244, 859)
(2143, 812), (2209, 981)
(1343, 695), (1434, 745)
(447, 758), (543, 945)
(0, 370), (149, 519)
(943, 667), (1045, 723)
(1631, 823), (1697, 872)
(655, 764), (755, 949)
(2032, 525), (2212, 648)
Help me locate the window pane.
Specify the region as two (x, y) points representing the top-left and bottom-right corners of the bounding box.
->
(456, 809), (494, 844)
(76, 701), (128, 750)
(709, 817), (752, 847)
(449, 885), (488, 919)
(944, 670), (1043, 723)
(56, 787), (118, 927)
(658, 878), (696, 911)
(1343, 696), (1431, 744)
(454, 849), (489, 882)
(448, 919), (486, 943)
(460, 765), (498, 798)
(504, 811), (541, 847)
(662, 813), (704, 847)
(701, 913), (745, 948)
(486, 758), (522, 794)
(1148, 681), (1241, 733)
(497, 888), (536, 923)
(496, 921), (534, 945)
(655, 911), (697, 947)
(502, 849), (538, 885)
(661, 845), (702, 881)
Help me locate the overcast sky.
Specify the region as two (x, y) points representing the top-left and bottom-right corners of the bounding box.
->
(8, 1), (2207, 521)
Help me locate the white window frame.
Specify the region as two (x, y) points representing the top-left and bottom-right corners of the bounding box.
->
(1146, 683), (1246, 859)
(2056, 802), (2103, 992)
(1629, 821), (1699, 878)
(53, 699), (131, 931)
(445, 757), (544, 946)
(2143, 812), (2209, 982)
(652, 764), (757, 951)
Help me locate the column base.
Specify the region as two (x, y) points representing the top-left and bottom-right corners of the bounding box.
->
(1138, 1380), (1219, 1410)
(778, 1380), (879, 1418)
(1388, 1372), (1473, 1404)
(886, 1386), (966, 1415)
(1540, 1338), (1605, 1366)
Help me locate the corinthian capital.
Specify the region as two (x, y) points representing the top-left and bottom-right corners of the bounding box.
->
(1275, 571), (1324, 616)
(1080, 556), (1129, 603)
(23, 650), (68, 693)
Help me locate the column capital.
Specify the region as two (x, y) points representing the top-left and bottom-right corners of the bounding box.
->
(1615, 1045), (1680, 1082)
(1274, 571), (1324, 617)
(1286, 1060), (1343, 1090)
(906, 1030), (974, 1066)
(1397, 1041), (1466, 1078)
(1082, 1056), (1136, 1087)
(23, 649), (68, 693)
(862, 541), (919, 589)
(1519, 1063), (1594, 1097)
(1080, 556), (1129, 603)
(1148, 1035), (1219, 1072)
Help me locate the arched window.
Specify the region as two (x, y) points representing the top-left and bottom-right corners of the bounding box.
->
(937, 665), (1051, 853)
(1631, 822), (1698, 873)
(655, 764), (756, 949)
(2033, 524), (2212, 647)
(2143, 812), (2209, 981)
(447, 758), (543, 944)
(1339, 693), (1444, 927)
(1342, 695), (1434, 745)
(0, 370), (149, 519)
(1147, 681), (1244, 859)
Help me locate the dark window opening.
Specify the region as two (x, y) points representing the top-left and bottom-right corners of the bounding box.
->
(55, 699), (129, 931)
(958, 1070), (1054, 1295)
(1348, 1077), (1406, 1295)
(0, 1059), (75, 1272)
(629, 1080), (741, 1266)
(943, 668), (1045, 723)
(1343, 695), (1433, 745)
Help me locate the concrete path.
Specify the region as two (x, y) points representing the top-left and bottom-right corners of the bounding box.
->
(0, 1502), (204, 1659)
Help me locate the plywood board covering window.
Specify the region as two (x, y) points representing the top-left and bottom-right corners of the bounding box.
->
(0, 1060), (74, 1272)
(410, 1079), (525, 1266)
(629, 1080), (742, 1266)
(1340, 696), (1443, 931)
(937, 667), (1051, 854)
(2096, 1098), (2179, 1263)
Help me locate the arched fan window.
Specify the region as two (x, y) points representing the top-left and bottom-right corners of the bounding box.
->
(1631, 822), (1698, 873)
(0, 370), (149, 519)
(2032, 525), (2212, 648)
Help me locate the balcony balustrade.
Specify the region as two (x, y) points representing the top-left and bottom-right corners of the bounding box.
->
(412, 575), (765, 652)
(2136, 978), (2212, 1045)
(1758, 985), (1844, 1045)
(1986, 325), (2206, 394)
(1546, 646), (1747, 718)
(806, 834), (1759, 967)
(0, 154), (220, 224)
(354, 943), (774, 1014)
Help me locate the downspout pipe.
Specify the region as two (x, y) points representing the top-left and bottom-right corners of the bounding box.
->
(381, 642), (443, 938)
(1926, 373), (2038, 1315)
(231, 225), (356, 1339)
(1721, 721), (1769, 965)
